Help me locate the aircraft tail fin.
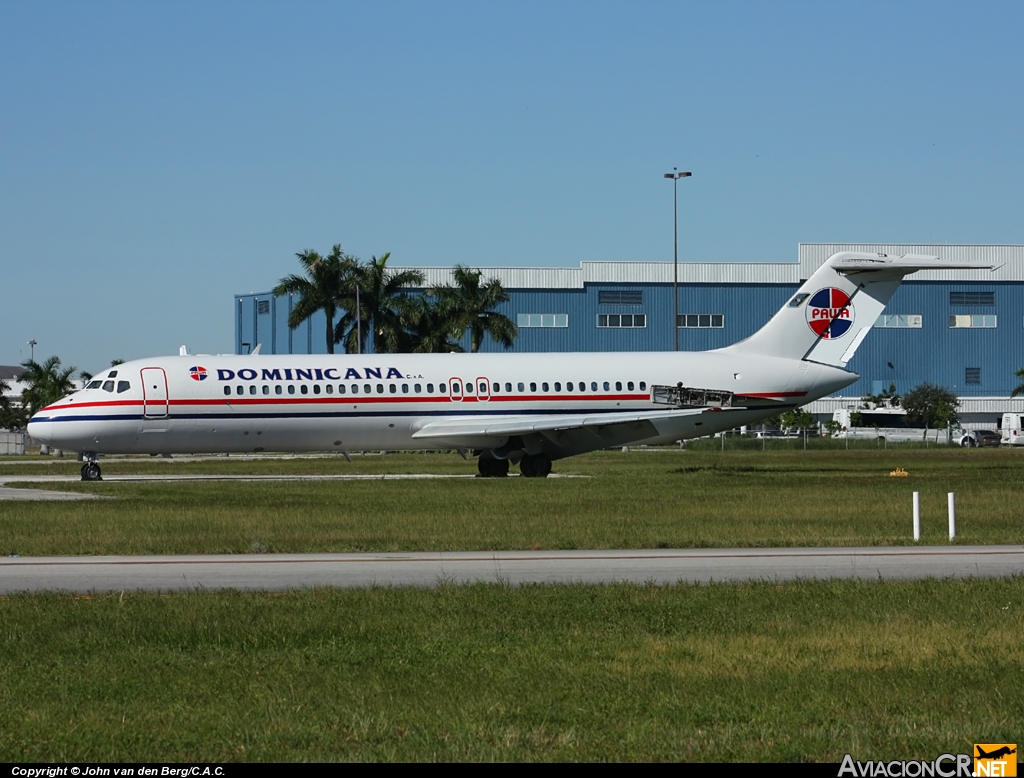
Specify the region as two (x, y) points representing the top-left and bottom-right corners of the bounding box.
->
(719, 252), (998, 368)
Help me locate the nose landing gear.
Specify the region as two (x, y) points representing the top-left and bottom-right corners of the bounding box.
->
(80, 454), (102, 481)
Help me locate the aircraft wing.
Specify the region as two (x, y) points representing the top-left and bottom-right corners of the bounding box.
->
(410, 406), (712, 445)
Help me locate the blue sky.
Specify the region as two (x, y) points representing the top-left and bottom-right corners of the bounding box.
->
(2, 1), (1022, 373)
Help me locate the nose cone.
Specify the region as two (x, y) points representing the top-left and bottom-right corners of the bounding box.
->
(27, 414), (54, 445)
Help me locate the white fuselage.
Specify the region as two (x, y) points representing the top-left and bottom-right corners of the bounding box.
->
(28, 350), (856, 458)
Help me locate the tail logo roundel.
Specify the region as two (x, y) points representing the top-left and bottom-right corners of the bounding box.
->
(806, 288), (855, 339)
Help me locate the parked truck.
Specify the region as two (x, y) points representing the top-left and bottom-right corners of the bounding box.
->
(832, 408), (965, 445)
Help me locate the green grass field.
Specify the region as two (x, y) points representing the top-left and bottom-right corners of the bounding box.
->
(1, 579), (1021, 761)
(2, 448), (1022, 761)
(1, 448), (1023, 555)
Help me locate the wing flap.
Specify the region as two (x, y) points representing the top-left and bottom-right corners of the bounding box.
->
(410, 407), (708, 442)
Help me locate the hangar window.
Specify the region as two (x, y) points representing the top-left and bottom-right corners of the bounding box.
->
(950, 291), (995, 306)
(517, 313), (569, 328)
(599, 290), (643, 305)
(256, 300), (271, 315)
(949, 315), (996, 328)
(966, 367), (982, 385)
(677, 314), (724, 328)
(875, 315), (923, 328)
(597, 314), (647, 328)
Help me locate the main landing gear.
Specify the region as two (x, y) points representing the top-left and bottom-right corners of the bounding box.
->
(519, 453), (552, 479)
(477, 457), (510, 478)
(80, 454), (102, 481)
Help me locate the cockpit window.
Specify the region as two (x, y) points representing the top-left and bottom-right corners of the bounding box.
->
(101, 380), (115, 392)
(116, 381), (131, 393)
(87, 380), (103, 389)
(108, 370), (118, 378)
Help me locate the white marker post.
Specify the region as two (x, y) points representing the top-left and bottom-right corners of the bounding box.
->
(948, 492), (956, 541)
(913, 492), (920, 541)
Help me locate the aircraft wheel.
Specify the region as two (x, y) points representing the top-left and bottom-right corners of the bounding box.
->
(477, 457), (509, 477)
(519, 455), (537, 478)
(492, 458), (509, 477)
(532, 454), (552, 478)
(82, 463), (102, 481)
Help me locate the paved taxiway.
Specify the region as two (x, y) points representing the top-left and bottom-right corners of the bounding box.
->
(2, 546), (1022, 593)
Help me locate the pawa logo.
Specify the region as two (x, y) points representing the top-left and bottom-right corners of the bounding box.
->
(189, 366), (208, 381)
(806, 287), (855, 339)
(974, 744), (1017, 777)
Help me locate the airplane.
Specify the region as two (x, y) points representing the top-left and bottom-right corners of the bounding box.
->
(976, 746), (1016, 760)
(28, 252), (995, 481)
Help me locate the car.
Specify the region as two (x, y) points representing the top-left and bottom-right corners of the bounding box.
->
(959, 429), (1000, 447)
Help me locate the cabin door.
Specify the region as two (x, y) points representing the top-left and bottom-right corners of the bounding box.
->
(141, 368), (169, 419)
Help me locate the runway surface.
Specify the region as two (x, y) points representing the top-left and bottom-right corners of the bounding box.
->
(2, 545), (1021, 593)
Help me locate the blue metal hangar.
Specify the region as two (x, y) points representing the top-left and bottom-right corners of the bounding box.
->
(235, 243), (1024, 424)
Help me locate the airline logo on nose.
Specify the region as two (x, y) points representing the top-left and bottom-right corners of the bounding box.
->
(806, 288), (854, 339)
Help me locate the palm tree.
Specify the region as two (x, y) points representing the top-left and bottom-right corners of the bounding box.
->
(405, 294), (464, 353)
(1012, 368), (1024, 398)
(20, 356), (78, 417)
(434, 265), (517, 352)
(335, 254), (424, 354)
(273, 245), (357, 354)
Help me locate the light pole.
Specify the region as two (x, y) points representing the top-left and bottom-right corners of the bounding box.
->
(28, 339), (36, 361)
(664, 169), (691, 351)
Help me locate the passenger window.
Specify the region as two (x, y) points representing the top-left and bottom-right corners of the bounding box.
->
(414, 384), (422, 393)
(639, 381), (646, 391)
(480, 382), (488, 393)
(353, 384), (361, 394)
(402, 384), (409, 394)
(288, 385), (296, 395)
(542, 382), (549, 392)
(116, 381), (130, 393)
(363, 384), (371, 394)
(236, 386), (244, 395)
(262, 385), (270, 395)
(325, 384), (333, 394)
(554, 382), (561, 392)
(453, 382), (461, 393)
(389, 384), (397, 394)
(426, 383), (434, 393)
(338, 385), (346, 394)
(603, 382), (610, 391)
(530, 382), (536, 392)
(439, 382), (446, 393)
(275, 385), (283, 395)
(249, 385), (257, 395)
(627, 381), (634, 391)
(224, 386), (231, 396)
(493, 382), (500, 393)
(313, 385), (321, 395)
(615, 382), (622, 391)
(376, 384), (384, 394)
(465, 383), (474, 394)
(102, 380), (114, 392)
(517, 382), (524, 392)
(301, 385), (309, 395)
(505, 382), (512, 392)
(591, 382), (598, 391)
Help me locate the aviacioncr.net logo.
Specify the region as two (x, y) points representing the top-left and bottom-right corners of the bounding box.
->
(806, 287), (855, 339)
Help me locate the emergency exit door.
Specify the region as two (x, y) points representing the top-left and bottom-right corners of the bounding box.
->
(141, 368), (169, 418)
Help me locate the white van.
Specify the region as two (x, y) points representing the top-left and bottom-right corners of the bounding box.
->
(1001, 413), (1024, 446)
